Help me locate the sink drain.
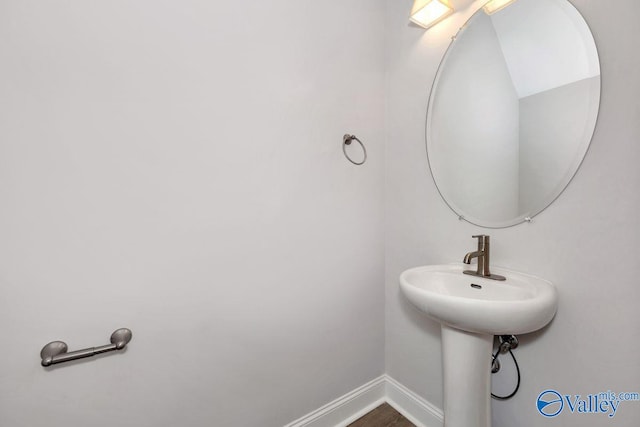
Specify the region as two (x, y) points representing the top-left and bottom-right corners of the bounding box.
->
(470, 284), (482, 289)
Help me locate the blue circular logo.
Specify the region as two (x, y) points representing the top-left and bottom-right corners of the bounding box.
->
(537, 390), (564, 417)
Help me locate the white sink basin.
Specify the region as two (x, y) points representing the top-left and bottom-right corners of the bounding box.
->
(400, 263), (558, 427)
(400, 263), (558, 335)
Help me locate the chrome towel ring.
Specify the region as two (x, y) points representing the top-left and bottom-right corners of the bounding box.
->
(343, 134), (367, 165)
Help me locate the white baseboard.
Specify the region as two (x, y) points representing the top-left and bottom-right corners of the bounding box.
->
(385, 376), (444, 427)
(283, 376), (386, 427)
(283, 375), (444, 427)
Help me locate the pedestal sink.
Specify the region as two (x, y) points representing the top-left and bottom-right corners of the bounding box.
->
(399, 264), (558, 427)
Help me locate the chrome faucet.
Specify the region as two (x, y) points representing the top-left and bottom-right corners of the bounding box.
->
(463, 235), (506, 281)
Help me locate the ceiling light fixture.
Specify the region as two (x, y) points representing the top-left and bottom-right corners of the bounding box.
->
(410, 0), (455, 30)
(483, 0), (518, 15)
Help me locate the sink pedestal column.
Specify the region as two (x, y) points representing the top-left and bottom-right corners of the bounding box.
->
(441, 325), (493, 427)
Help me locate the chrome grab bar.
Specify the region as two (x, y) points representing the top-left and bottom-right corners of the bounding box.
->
(40, 328), (132, 367)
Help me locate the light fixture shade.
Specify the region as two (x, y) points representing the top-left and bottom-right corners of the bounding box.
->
(410, 0), (454, 30)
(482, 0), (517, 15)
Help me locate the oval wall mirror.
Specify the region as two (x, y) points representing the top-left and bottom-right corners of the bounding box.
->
(426, 0), (601, 228)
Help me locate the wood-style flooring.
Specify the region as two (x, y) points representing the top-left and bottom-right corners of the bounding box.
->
(347, 403), (416, 427)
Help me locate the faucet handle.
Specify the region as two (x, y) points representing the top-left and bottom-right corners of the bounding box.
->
(471, 234), (489, 249)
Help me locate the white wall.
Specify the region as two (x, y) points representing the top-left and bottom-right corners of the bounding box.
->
(385, 1), (640, 426)
(0, 1), (386, 426)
